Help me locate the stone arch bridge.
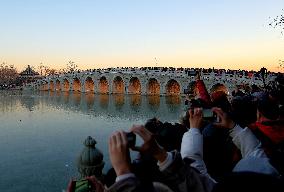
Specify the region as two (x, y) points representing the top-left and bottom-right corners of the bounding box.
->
(34, 70), (267, 95)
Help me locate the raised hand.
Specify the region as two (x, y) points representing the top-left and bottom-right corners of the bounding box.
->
(108, 131), (131, 176)
(130, 125), (167, 163)
(212, 107), (236, 129)
(188, 108), (203, 129)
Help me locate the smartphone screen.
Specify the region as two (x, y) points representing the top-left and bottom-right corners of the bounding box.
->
(203, 108), (214, 118)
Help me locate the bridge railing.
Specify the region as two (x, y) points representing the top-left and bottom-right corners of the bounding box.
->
(37, 69), (276, 88)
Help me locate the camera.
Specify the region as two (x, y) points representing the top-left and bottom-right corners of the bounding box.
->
(182, 98), (219, 123)
(68, 179), (96, 192)
(126, 132), (136, 148)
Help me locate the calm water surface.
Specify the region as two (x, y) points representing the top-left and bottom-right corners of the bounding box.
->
(0, 91), (184, 192)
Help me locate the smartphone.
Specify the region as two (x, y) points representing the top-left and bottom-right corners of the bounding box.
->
(203, 108), (214, 118)
(126, 132), (136, 148)
(68, 179), (95, 192)
(202, 108), (220, 122)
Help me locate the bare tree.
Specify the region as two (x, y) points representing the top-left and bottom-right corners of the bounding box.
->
(67, 61), (77, 73)
(278, 60), (284, 71)
(269, 9), (284, 35)
(0, 62), (18, 86)
(58, 68), (67, 74)
(37, 63), (58, 76)
(45, 68), (57, 76)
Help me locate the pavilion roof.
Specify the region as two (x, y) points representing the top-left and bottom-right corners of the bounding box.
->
(19, 65), (39, 76)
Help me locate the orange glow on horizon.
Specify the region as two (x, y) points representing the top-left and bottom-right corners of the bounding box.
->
(7, 56), (284, 73)
(5, 37), (283, 73)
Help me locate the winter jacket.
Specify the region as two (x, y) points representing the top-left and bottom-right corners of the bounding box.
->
(107, 151), (214, 192)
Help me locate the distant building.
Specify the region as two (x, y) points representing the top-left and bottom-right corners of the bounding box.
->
(18, 65), (41, 85)
(19, 65), (39, 77)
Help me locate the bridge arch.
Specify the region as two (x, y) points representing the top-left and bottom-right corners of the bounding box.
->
(62, 79), (70, 92)
(73, 78), (81, 92)
(147, 78), (160, 95)
(55, 80), (61, 91)
(98, 76), (109, 94)
(166, 79), (181, 95)
(85, 77), (95, 93)
(49, 80), (55, 91)
(37, 70), (267, 96)
(112, 76), (124, 94)
(128, 77), (141, 94)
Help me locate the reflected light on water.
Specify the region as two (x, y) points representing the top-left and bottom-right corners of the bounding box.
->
(99, 94), (109, 108)
(85, 93), (95, 110)
(0, 91), (184, 192)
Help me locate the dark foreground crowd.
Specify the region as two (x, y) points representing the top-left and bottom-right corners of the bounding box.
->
(67, 75), (284, 192)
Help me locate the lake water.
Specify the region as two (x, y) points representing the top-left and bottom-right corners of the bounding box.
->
(0, 91), (184, 192)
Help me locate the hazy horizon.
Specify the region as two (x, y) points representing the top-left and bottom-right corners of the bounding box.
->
(1, 0), (284, 72)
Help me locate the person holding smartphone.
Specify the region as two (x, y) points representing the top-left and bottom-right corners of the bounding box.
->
(107, 107), (282, 192)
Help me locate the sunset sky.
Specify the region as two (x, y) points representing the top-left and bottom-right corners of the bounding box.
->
(0, 0), (283, 72)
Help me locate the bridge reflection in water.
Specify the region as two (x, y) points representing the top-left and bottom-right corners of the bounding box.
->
(36, 91), (183, 121)
(0, 91), (185, 192)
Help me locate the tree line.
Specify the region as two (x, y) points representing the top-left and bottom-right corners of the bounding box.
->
(0, 61), (78, 88)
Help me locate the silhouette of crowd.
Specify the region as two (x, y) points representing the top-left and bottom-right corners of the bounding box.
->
(67, 72), (284, 192)
(54, 66), (279, 80)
